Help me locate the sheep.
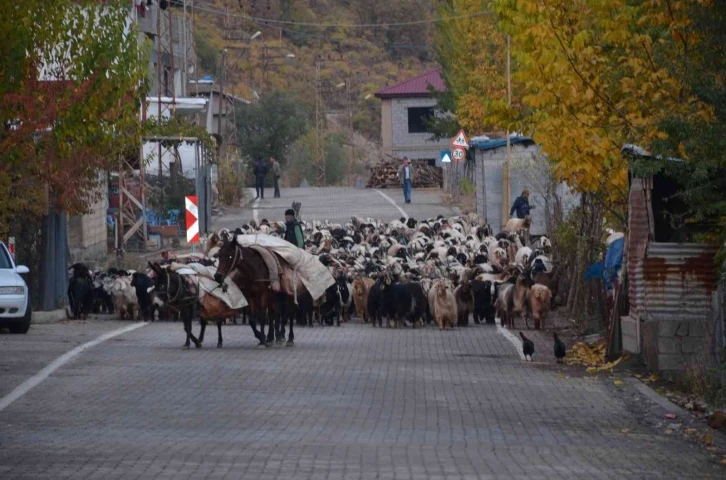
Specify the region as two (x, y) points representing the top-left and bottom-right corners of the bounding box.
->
(432, 281), (457, 330)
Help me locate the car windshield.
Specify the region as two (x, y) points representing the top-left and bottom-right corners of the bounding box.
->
(0, 245), (13, 269)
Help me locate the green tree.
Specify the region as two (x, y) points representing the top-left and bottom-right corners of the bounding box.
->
(0, 0), (148, 237)
(647, 1), (726, 243)
(235, 91), (309, 169)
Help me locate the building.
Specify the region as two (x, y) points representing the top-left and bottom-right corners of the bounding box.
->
(470, 136), (579, 235)
(620, 145), (721, 375)
(188, 76), (250, 141)
(375, 69), (450, 166)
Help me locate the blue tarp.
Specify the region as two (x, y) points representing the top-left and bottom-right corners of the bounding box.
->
(469, 136), (534, 151)
(584, 262), (604, 281)
(603, 237), (625, 288)
(583, 237), (624, 290)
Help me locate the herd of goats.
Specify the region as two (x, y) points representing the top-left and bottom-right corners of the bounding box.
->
(66, 213), (562, 355)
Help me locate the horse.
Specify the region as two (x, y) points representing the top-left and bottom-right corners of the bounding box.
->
(213, 235), (295, 347)
(148, 262), (236, 349)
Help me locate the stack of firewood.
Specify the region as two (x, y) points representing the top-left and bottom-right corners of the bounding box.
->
(366, 158), (443, 189)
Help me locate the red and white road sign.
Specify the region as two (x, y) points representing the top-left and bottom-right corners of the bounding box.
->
(452, 146), (466, 162)
(7, 237), (15, 259)
(451, 129), (469, 149)
(185, 195), (199, 244)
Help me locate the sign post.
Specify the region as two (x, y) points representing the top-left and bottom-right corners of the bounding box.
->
(185, 195), (199, 244)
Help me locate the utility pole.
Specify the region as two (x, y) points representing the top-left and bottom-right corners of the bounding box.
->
(501, 34), (512, 230)
(314, 56), (326, 186)
(217, 49), (227, 139)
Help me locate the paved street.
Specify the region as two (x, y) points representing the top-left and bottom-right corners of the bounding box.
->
(1, 189), (723, 479)
(1, 319), (724, 479)
(213, 187), (457, 230)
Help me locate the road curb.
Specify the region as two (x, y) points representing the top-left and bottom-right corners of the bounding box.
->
(32, 309), (67, 325)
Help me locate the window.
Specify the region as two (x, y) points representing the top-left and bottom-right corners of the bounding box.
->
(407, 107), (434, 133)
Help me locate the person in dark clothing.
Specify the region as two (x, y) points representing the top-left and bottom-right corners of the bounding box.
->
(284, 209), (305, 249)
(253, 157), (268, 199)
(510, 189), (535, 219)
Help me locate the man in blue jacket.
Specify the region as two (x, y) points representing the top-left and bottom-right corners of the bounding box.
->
(510, 189), (535, 219)
(253, 157), (268, 200)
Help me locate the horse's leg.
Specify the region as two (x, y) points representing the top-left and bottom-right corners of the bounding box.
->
(247, 302), (266, 347)
(216, 320), (223, 348)
(198, 320), (207, 344)
(287, 298), (295, 347)
(275, 293), (286, 345)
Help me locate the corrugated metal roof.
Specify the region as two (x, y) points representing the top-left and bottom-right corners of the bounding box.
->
(374, 69), (446, 98)
(470, 136), (534, 151)
(634, 242), (718, 321)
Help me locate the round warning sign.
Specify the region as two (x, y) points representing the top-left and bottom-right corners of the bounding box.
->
(452, 147), (466, 162)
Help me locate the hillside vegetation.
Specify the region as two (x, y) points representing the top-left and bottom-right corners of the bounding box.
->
(194, 0), (441, 156)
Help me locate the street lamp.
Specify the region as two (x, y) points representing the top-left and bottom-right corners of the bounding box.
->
(250, 31), (262, 41)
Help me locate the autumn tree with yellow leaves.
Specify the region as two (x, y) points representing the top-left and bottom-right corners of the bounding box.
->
(436, 0), (723, 321)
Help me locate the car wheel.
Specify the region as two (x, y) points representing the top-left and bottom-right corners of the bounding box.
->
(9, 300), (31, 334)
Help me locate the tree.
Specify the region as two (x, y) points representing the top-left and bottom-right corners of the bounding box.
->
(646, 1), (726, 242)
(234, 91), (309, 169)
(0, 0), (148, 237)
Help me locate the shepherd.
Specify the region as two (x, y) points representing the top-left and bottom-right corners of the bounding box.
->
(284, 209), (305, 249)
(396, 157), (414, 204)
(510, 189), (535, 219)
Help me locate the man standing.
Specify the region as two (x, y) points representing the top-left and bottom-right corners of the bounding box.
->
(396, 157), (414, 204)
(284, 208), (304, 249)
(270, 157), (282, 198)
(510, 189), (535, 219)
(253, 157), (268, 200)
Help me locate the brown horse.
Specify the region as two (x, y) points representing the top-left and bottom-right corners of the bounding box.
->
(213, 236), (294, 347)
(149, 262), (238, 348)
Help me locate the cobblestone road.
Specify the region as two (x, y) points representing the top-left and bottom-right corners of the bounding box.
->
(1, 320), (723, 479)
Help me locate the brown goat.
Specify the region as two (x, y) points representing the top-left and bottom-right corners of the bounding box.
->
(433, 281), (457, 330)
(454, 282), (474, 326)
(527, 284), (552, 330)
(532, 265), (559, 306)
(352, 277), (375, 322)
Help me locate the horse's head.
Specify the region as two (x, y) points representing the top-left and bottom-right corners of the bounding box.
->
(148, 262), (170, 299)
(214, 236), (240, 284)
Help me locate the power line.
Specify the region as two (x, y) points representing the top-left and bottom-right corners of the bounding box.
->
(194, 4), (492, 28)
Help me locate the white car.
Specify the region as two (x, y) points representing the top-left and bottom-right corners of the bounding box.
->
(0, 241), (31, 333)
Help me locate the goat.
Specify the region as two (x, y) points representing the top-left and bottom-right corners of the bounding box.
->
(432, 281), (457, 330)
(527, 284), (553, 330)
(454, 282), (474, 327)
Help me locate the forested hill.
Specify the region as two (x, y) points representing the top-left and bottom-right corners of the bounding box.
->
(193, 0), (441, 141)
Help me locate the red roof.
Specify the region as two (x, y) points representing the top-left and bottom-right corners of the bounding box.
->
(375, 69), (446, 99)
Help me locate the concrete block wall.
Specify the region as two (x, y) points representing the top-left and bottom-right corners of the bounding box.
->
(621, 316), (640, 354)
(643, 319), (707, 374)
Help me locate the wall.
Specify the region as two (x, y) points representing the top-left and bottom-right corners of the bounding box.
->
(634, 242), (718, 374)
(389, 97), (450, 165)
(474, 143), (580, 235)
(68, 187), (108, 260)
(380, 99), (393, 155)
